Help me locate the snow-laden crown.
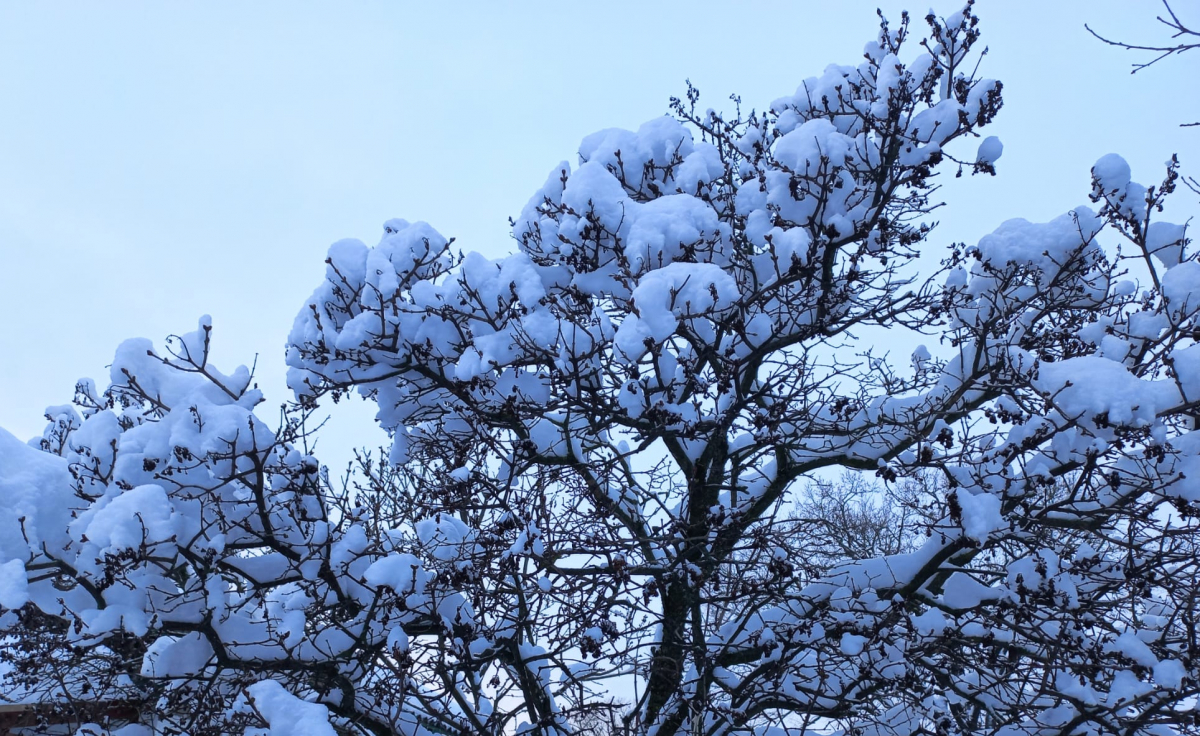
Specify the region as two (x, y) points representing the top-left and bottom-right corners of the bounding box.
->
(3, 6), (1199, 736)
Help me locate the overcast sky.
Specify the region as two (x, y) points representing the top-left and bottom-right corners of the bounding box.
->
(1, 1), (1196, 466)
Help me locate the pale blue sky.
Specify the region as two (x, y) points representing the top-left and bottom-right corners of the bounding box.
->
(1, 1), (1196, 463)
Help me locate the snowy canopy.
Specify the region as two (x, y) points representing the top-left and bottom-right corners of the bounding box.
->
(3, 6), (1200, 736)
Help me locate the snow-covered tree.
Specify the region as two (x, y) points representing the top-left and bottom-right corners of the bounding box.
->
(3, 5), (1200, 736)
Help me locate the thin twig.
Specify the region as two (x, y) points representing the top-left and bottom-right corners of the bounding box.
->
(1084, 0), (1198, 73)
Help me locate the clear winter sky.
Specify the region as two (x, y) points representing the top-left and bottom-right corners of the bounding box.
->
(1, 1), (1197, 468)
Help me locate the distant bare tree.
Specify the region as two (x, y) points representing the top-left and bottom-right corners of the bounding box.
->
(796, 471), (936, 565)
